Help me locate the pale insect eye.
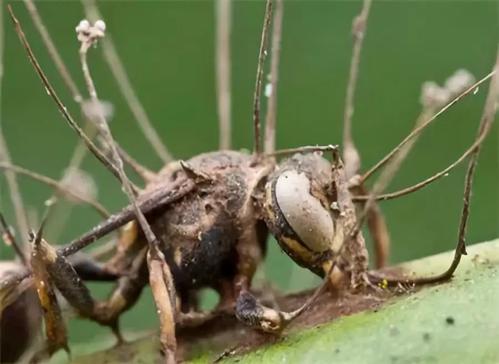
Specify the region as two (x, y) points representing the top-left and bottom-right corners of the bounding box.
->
(274, 170), (334, 253)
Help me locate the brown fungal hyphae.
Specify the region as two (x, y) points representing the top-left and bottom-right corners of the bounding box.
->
(0, 0), (497, 363)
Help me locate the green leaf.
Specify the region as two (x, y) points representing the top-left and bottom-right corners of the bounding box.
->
(66, 239), (499, 364)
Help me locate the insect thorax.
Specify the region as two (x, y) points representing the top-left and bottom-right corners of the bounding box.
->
(144, 151), (271, 292)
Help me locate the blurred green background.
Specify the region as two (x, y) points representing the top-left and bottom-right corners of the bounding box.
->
(1, 0), (498, 348)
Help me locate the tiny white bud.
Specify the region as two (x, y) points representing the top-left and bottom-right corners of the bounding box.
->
(76, 18), (106, 46)
(76, 19), (90, 33)
(94, 20), (106, 33)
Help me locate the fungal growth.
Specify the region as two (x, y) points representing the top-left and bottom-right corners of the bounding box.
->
(0, 0), (497, 363)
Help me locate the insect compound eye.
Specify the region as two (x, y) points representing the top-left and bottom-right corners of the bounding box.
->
(274, 169), (335, 253)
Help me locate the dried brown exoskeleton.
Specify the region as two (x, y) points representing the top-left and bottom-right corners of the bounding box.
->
(1, 0), (498, 363)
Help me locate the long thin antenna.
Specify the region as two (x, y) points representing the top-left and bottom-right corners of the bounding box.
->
(0, 2), (30, 248)
(263, 0), (283, 154)
(342, 0), (372, 178)
(215, 0), (232, 150)
(252, 0), (273, 155)
(81, 0), (173, 163)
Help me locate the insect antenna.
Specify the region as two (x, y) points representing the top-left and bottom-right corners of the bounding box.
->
(263, 0), (283, 154)
(215, 0), (232, 150)
(80, 0), (173, 163)
(252, 0), (273, 155)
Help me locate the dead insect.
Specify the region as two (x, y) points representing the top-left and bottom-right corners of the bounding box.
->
(0, 0), (497, 363)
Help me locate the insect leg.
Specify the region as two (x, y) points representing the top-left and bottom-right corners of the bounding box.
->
(147, 247), (178, 364)
(29, 230), (69, 358)
(33, 231), (149, 344)
(101, 221), (145, 274)
(92, 247), (149, 343)
(366, 55), (499, 287)
(235, 277), (329, 334)
(232, 222), (294, 333)
(69, 252), (119, 281)
(59, 180), (195, 257)
(0, 238), (120, 320)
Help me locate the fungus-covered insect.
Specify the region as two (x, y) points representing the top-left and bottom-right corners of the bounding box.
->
(0, 1), (497, 363)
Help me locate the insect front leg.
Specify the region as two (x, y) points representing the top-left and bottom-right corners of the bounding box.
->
(92, 247), (149, 343)
(232, 221), (304, 334)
